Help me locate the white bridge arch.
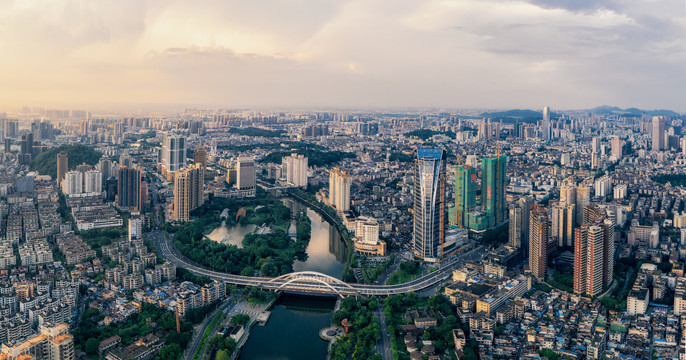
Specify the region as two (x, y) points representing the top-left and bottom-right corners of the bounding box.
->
(266, 271), (355, 296)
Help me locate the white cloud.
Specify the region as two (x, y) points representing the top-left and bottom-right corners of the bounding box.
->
(0, 0), (684, 110)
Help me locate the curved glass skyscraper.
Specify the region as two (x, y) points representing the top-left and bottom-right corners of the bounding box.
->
(413, 148), (446, 262)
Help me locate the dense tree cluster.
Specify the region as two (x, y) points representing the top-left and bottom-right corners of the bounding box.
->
(174, 195), (311, 277)
(652, 174), (686, 186)
(30, 144), (102, 179)
(329, 297), (382, 360)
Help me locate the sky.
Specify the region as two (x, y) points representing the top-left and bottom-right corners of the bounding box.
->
(0, 0), (685, 111)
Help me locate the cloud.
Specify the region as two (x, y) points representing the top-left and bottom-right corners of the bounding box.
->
(0, 0), (684, 111)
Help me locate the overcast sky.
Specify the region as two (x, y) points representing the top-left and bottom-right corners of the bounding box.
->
(1, 0), (685, 111)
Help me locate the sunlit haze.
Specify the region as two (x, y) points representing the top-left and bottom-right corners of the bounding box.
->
(1, 0), (685, 111)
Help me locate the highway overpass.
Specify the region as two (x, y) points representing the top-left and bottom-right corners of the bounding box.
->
(152, 232), (478, 297)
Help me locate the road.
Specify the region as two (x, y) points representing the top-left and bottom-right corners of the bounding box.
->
(152, 229), (483, 296)
(185, 297), (236, 360)
(374, 298), (393, 360)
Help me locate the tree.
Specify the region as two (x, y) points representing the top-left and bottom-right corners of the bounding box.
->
(231, 314), (250, 326)
(158, 344), (180, 360)
(84, 338), (99, 355)
(216, 350), (230, 360)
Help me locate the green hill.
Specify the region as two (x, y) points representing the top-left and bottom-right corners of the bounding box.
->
(30, 144), (102, 179)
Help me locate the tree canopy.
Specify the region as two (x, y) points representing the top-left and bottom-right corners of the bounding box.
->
(30, 144), (102, 180)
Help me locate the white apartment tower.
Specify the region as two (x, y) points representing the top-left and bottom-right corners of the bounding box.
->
(329, 167), (351, 212)
(285, 153), (308, 187)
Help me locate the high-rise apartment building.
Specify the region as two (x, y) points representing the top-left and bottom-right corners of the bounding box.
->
(98, 158), (112, 185)
(194, 145), (208, 178)
(529, 205), (549, 280)
(129, 214), (143, 242)
(574, 204), (615, 296)
(454, 165), (477, 228)
(413, 148), (446, 262)
(62, 171), (83, 196)
(161, 133), (187, 173)
(329, 167), (351, 212)
(116, 166), (142, 211)
(552, 202), (576, 248)
(19, 133), (33, 164)
(591, 137), (600, 153)
(4, 119), (18, 138)
(236, 157), (256, 196)
(56, 151), (68, 188)
(611, 136), (623, 158)
(284, 153), (308, 187)
(652, 116), (665, 151)
(173, 164), (204, 222)
(508, 204), (522, 249)
(481, 156), (507, 228)
(575, 186), (591, 225)
(0, 323), (74, 360)
(574, 225), (604, 296)
(560, 182), (576, 207)
(83, 170), (102, 193)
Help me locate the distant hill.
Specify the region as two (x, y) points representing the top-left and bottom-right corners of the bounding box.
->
(588, 106), (680, 117)
(30, 144), (102, 180)
(478, 109), (560, 124)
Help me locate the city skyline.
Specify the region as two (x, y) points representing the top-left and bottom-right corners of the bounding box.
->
(0, 1), (685, 110)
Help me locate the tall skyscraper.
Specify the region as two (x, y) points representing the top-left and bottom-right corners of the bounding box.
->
(173, 164), (204, 222)
(652, 116), (666, 151)
(454, 164), (477, 228)
(412, 148), (446, 262)
(508, 204), (522, 249)
(542, 106), (551, 140)
(284, 153), (308, 187)
(236, 157), (256, 196)
(117, 166), (142, 211)
(329, 167), (351, 212)
(56, 151), (68, 188)
(161, 133), (187, 173)
(481, 155), (507, 228)
(529, 204), (549, 280)
(194, 145), (208, 178)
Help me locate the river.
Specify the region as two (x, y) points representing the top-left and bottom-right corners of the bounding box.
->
(237, 199), (348, 359)
(238, 294), (336, 360)
(282, 198), (348, 279)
